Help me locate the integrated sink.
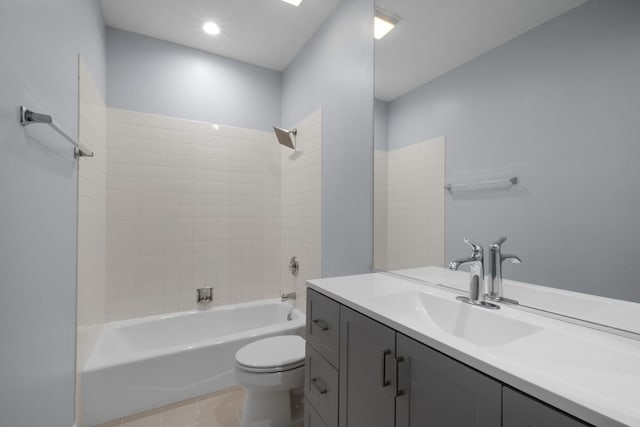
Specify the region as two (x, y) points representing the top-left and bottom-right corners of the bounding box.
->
(370, 291), (541, 347)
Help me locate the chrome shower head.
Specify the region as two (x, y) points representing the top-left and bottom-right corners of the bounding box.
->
(273, 126), (297, 150)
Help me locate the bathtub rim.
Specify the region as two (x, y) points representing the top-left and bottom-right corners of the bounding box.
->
(84, 298), (305, 372)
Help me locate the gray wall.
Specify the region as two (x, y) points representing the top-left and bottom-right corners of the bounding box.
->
(374, 99), (389, 151)
(0, 1), (106, 426)
(386, 0), (640, 301)
(106, 28), (281, 132)
(282, 0), (374, 277)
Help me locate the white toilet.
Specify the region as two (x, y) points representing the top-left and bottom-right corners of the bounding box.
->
(234, 335), (306, 427)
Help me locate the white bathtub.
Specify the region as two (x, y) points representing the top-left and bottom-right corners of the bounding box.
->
(82, 299), (305, 426)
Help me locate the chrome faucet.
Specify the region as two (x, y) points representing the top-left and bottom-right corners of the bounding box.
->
(447, 238), (484, 276)
(487, 237), (521, 304)
(448, 238), (499, 309)
(281, 291), (297, 302)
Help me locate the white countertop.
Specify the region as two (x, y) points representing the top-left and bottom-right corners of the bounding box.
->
(393, 266), (640, 336)
(307, 269), (640, 427)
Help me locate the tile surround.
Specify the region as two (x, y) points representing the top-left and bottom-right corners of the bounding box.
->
(281, 110), (322, 312)
(373, 149), (388, 269)
(105, 108), (322, 320)
(374, 137), (446, 270)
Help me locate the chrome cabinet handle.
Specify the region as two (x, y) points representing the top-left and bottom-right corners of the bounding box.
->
(311, 377), (328, 394)
(395, 356), (405, 397)
(381, 349), (392, 387)
(312, 319), (329, 331)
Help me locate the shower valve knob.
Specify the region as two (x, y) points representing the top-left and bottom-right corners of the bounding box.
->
(289, 256), (299, 276)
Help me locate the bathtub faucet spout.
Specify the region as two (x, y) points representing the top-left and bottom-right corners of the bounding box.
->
(281, 292), (296, 302)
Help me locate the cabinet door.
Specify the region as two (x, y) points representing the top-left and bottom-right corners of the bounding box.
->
(503, 387), (589, 427)
(339, 306), (396, 427)
(396, 333), (501, 427)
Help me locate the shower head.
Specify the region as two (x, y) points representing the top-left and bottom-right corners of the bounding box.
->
(273, 127), (297, 150)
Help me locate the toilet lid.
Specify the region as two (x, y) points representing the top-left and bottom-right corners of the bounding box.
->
(235, 335), (305, 371)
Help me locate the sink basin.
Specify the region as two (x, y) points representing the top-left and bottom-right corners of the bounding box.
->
(370, 291), (541, 347)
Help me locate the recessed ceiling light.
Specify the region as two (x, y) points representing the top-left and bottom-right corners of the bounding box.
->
(202, 21), (221, 35)
(374, 8), (400, 40)
(281, 0), (303, 6)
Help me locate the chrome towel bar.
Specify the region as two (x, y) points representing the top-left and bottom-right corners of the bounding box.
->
(445, 176), (518, 192)
(19, 106), (94, 158)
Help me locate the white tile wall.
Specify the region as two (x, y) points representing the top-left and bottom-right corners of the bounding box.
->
(77, 57), (107, 426)
(105, 109), (322, 320)
(374, 149), (388, 269)
(280, 110), (322, 311)
(374, 137), (446, 271)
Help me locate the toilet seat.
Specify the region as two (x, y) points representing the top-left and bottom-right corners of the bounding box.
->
(235, 335), (305, 373)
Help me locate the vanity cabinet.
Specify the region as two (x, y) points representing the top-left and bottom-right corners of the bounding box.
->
(395, 333), (501, 426)
(339, 305), (501, 427)
(339, 306), (396, 427)
(307, 288), (340, 368)
(305, 344), (339, 426)
(305, 289), (341, 427)
(502, 387), (589, 427)
(305, 402), (328, 427)
(305, 288), (591, 427)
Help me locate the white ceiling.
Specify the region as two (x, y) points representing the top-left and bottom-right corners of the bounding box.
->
(100, 0), (341, 71)
(100, 0), (586, 101)
(375, 0), (586, 101)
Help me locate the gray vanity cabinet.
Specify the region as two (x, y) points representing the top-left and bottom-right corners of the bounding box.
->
(396, 334), (502, 427)
(305, 289), (341, 427)
(339, 306), (397, 427)
(306, 344), (339, 426)
(305, 402), (328, 427)
(306, 288), (591, 427)
(339, 305), (501, 427)
(307, 289), (341, 368)
(502, 387), (590, 427)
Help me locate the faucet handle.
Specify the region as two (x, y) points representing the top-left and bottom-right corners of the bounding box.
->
(502, 254), (522, 264)
(490, 236), (507, 249)
(463, 238), (484, 258)
(491, 236), (522, 264)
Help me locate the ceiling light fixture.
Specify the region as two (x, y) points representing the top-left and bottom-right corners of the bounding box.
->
(374, 8), (400, 40)
(202, 21), (221, 35)
(281, 0), (303, 6)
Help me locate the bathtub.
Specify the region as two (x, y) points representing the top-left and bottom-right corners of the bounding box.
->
(82, 299), (305, 426)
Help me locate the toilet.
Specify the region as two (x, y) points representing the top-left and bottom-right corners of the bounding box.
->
(234, 335), (306, 427)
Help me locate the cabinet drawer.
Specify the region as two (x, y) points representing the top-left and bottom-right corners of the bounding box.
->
(503, 387), (590, 427)
(306, 288), (340, 367)
(305, 344), (339, 427)
(305, 399), (330, 427)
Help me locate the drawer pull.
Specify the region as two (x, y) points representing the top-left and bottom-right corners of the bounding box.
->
(311, 377), (328, 394)
(312, 319), (330, 331)
(381, 349), (391, 387)
(395, 356), (405, 397)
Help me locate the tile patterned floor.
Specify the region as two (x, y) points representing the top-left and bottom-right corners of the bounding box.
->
(97, 386), (245, 427)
